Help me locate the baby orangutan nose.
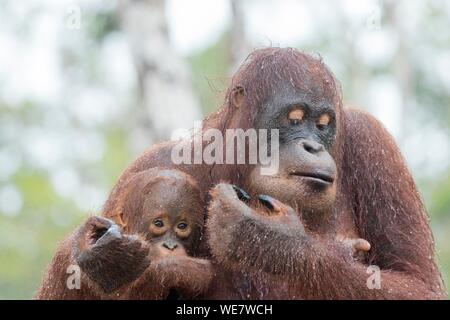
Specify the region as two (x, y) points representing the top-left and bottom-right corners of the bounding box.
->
(159, 239), (186, 256)
(163, 240), (178, 251)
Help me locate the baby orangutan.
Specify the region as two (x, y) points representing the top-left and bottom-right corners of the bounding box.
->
(115, 168), (213, 299)
(35, 168), (212, 300)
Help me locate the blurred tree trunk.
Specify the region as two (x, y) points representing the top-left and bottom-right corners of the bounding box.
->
(229, 0), (251, 74)
(118, 0), (202, 146)
(385, 0), (411, 141)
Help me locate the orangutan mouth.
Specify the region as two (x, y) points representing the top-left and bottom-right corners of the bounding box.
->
(290, 171), (335, 184)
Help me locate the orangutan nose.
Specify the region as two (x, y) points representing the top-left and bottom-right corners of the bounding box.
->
(163, 240), (178, 251)
(302, 139), (325, 155)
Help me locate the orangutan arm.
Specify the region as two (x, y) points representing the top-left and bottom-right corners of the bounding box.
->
(35, 216), (150, 299)
(126, 255), (214, 299)
(207, 183), (445, 300)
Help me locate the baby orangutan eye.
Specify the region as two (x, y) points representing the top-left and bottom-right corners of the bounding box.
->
(288, 108), (304, 125)
(177, 222), (188, 230)
(153, 219), (164, 228)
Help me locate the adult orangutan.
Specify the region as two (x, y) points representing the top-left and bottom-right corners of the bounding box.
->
(36, 47), (445, 299)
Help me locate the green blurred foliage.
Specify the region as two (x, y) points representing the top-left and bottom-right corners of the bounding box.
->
(188, 32), (231, 115)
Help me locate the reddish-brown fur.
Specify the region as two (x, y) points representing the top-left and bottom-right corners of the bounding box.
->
(35, 169), (213, 299)
(37, 47), (446, 299)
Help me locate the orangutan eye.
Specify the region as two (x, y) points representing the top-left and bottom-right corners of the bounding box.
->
(288, 109), (304, 125)
(153, 219), (164, 228)
(177, 222), (188, 230)
(317, 114), (331, 130)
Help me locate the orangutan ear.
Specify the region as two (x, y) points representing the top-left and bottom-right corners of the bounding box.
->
(109, 208), (128, 231)
(231, 86), (245, 109)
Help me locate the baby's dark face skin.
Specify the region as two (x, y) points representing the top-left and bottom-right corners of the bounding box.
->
(142, 191), (203, 257)
(124, 173), (204, 258)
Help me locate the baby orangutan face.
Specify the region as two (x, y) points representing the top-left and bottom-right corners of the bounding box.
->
(118, 169), (204, 258)
(145, 199), (200, 258)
